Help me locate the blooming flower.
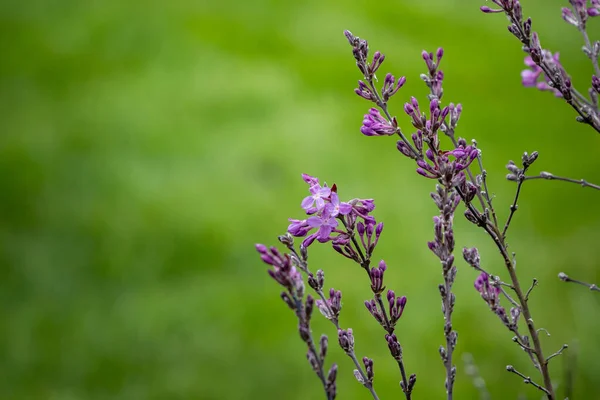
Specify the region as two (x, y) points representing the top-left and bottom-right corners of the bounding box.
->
(521, 53), (565, 97)
(301, 182), (331, 213)
(304, 209), (339, 246)
(325, 192), (352, 217)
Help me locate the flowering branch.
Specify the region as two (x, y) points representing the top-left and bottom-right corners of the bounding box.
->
(481, 0), (600, 133)
(343, 28), (563, 399)
(558, 272), (600, 292)
(345, 31), (480, 400)
(274, 174), (416, 398)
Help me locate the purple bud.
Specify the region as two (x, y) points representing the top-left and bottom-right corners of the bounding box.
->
(338, 328), (354, 353)
(430, 98), (439, 114)
(387, 289), (395, 302)
(305, 294), (315, 319)
(464, 209), (479, 225)
(411, 96), (419, 109)
(280, 291), (295, 310)
(386, 333), (402, 360)
(375, 222), (384, 237)
(436, 47), (444, 63)
(343, 30), (355, 45)
(363, 357), (374, 382)
(425, 148), (435, 162)
(397, 141), (413, 158)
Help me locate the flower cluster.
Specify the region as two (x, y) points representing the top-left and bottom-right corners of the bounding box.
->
(521, 53), (567, 97)
(256, 244), (304, 298)
(288, 174), (380, 260)
(257, 173), (415, 399)
(474, 272), (502, 310)
(463, 248), (521, 332)
(481, 0), (600, 133)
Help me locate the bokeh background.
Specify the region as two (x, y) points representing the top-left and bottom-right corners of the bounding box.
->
(1, 0), (600, 399)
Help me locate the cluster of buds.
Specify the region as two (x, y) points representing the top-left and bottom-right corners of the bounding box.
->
(506, 151), (539, 182)
(463, 248), (521, 331)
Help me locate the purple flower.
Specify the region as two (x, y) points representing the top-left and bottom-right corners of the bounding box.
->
(521, 56), (542, 87)
(301, 182), (331, 213)
(474, 272), (501, 308)
(325, 192), (352, 217)
(521, 53), (565, 97)
(303, 209), (339, 247)
(360, 108), (396, 136)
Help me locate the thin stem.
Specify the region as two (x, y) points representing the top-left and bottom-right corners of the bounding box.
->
(476, 150), (500, 229)
(523, 173), (600, 191)
(443, 273), (455, 400)
(525, 279), (538, 302)
(512, 335), (536, 353)
(395, 357), (412, 400)
(546, 344), (569, 363)
(558, 272), (600, 292)
(502, 168), (527, 239)
(498, 283), (520, 308)
(506, 365), (551, 395)
(374, 294), (393, 333)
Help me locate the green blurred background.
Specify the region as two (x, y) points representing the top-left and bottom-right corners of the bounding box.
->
(1, 0), (599, 399)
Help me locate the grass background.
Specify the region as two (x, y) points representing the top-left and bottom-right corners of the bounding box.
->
(1, 0), (600, 399)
